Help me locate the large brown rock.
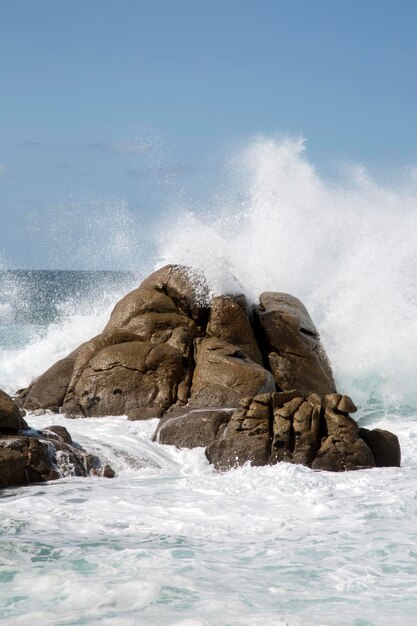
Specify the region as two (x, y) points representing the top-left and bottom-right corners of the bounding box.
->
(18, 265), (205, 416)
(17, 332), (142, 415)
(254, 292), (335, 396)
(61, 330), (142, 414)
(105, 264), (208, 335)
(0, 389), (28, 432)
(104, 286), (198, 344)
(12, 264), (401, 474)
(98, 265), (206, 414)
(189, 337), (275, 408)
(271, 391), (322, 466)
(104, 287), (178, 333)
(138, 264), (209, 322)
(67, 341), (186, 418)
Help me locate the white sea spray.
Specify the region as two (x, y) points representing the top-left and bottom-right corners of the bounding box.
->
(157, 136), (417, 408)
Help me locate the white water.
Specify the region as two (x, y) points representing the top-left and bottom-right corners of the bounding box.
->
(1, 413), (417, 625)
(1, 137), (417, 625)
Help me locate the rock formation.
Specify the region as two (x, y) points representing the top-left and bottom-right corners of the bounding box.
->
(158, 391), (400, 472)
(15, 264), (401, 472)
(0, 389), (113, 489)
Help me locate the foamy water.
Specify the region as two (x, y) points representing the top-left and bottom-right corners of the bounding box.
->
(1, 137), (417, 625)
(1, 413), (417, 626)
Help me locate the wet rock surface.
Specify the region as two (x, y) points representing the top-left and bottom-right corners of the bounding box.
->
(0, 390), (113, 489)
(15, 264), (401, 472)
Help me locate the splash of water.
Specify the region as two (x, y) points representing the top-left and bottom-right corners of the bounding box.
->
(1, 135), (417, 408)
(157, 136), (417, 407)
(0, 272), (139, 393)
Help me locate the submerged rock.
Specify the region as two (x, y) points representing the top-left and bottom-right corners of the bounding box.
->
(15, 264), (401, 472)
(0, 390), (113, 489)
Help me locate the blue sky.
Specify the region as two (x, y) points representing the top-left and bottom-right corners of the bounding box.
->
(1, 0), (417, 268)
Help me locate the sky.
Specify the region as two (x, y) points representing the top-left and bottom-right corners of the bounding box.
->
(1, 0), (417, 268)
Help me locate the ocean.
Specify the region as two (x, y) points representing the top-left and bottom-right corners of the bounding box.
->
(1, 137), (417, 625)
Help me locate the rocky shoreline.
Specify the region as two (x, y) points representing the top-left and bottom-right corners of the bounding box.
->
(0, 264), (400, 488)
(0, 389), (113, 488)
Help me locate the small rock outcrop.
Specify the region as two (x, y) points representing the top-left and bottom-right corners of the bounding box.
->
(359, 427), (401, 467)
(159, 390), (400, 472)
(0, 390), (113, 489)
(15, 264), (401, 472)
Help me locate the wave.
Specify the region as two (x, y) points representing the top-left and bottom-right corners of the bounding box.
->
(0, 274), (138, 394)
(1, 136), (417, 411)
(157, 136), (417, 409)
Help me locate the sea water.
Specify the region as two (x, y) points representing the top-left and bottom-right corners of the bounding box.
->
(1, 138), (417, 625)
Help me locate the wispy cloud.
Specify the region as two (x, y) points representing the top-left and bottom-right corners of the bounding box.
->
(80, 140), (149, 155)
(0, 164), (15, 179)
(79, 142), (112, 153)
(56, 161), (71, 168)
(112, 140), (150, 155)
(127, 163), (191, 180)
(19, 140), (43, 148)
(17, 139), (149, 155)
